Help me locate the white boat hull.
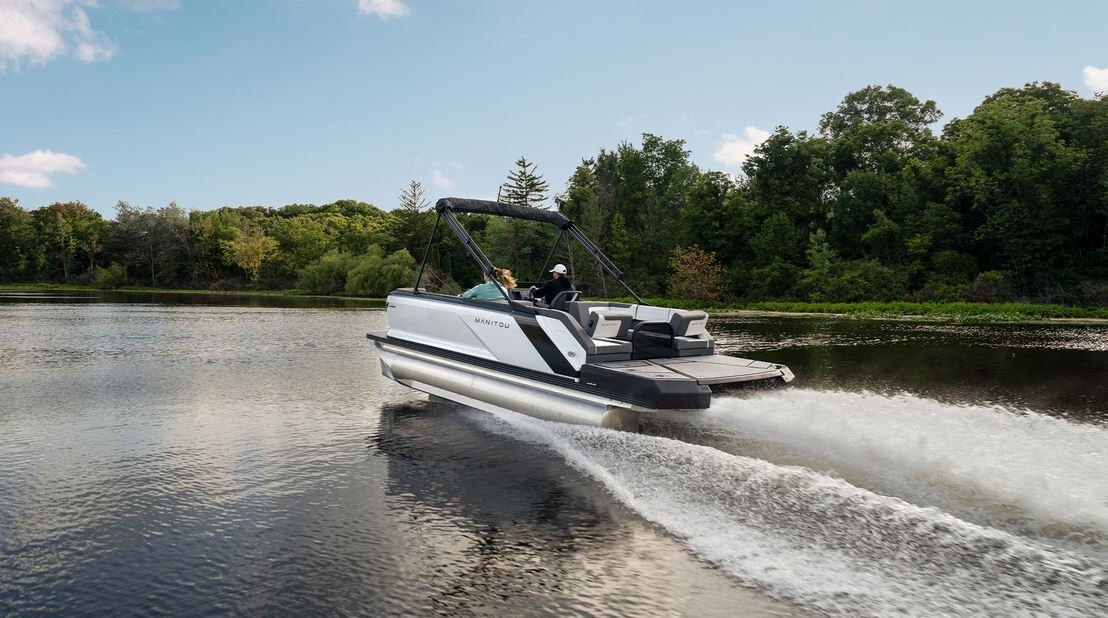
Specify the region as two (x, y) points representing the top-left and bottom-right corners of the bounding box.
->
(375, 340), (641, 430)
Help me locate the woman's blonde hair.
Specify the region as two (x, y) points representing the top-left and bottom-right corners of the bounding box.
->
(491, 267), (516, 289)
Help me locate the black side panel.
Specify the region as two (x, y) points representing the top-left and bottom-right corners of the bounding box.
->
(513, 315), (579, 377)
(579, 363), (710, 410)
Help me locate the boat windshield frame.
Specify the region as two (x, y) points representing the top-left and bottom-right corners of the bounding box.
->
(412, 197), (645, 305)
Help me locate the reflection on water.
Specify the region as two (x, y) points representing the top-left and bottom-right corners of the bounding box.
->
(373, 403), (787, 616)
(2, 301), (1105, 616)
(711, 316), (1108, 422)
(0, 302), (794, 616)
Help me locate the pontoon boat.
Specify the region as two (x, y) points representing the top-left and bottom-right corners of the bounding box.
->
(368, 198), (794, 431)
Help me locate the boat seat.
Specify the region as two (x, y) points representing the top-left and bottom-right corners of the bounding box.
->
(592, 337), (632, 356)
(566, 301), (634, 329)
(629, 306), (709, 337)
(585, 309), (632, 339)
(674, 335), (711, 349)
(669, 310), (708, 337)
(548, 290), (580, 311)
(673, 334), (713, 356)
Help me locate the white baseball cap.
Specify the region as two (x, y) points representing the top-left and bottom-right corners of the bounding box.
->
(550, 264), (567, 274)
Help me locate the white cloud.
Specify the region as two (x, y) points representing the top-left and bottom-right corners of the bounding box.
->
(0, 0), (115, 71)
(713, 126), (771, 170)
(431, 168), (453, 189)
(1083, 65), (1108, 95)
(357, 0), (409, 19)
(0, 150), (86, 188)
(120, 0), (182, 11)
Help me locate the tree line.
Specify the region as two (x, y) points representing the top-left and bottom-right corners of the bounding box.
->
(2, 82), (1106, 305)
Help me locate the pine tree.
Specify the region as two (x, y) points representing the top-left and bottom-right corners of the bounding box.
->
(399, 180), (429, 215)
(500, 156), (549, 208)
(394, 180), (432, 261)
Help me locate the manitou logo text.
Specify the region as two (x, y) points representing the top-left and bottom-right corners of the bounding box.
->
(474, 317), (511, 329)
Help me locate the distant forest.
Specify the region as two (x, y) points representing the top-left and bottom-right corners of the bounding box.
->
(2, 82), (1106, 305)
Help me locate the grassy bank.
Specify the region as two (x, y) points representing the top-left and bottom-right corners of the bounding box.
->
(5, 284), (1107, 321)
(614, 298), (1108, 322)
(0, 283), (385, 301)
(743, 301), (1108, 321)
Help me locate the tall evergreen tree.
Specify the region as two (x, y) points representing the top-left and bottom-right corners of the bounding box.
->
(399, 179), (430, 215)
(501, 156), (549, 208)
(393, 179), (432, 261)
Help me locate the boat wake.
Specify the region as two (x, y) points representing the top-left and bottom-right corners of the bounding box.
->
(467, 390), (1108, 617)
(683, 390), (1108, 554)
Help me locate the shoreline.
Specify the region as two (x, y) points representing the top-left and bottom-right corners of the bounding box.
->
(0, 283), (385, 302)
(3, 284), (1107, 324)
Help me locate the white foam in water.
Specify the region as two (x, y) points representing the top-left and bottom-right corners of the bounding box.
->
(468, 407), (1108, 617)
(699, 389), (1108, 549)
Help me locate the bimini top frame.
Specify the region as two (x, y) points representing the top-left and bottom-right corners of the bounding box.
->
(413, 197), (644, 305)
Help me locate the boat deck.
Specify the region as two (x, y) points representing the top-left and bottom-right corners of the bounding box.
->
(593, 356), (789, 385)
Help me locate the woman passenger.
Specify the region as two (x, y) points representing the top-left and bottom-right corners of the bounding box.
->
(460, 267), (516, 301)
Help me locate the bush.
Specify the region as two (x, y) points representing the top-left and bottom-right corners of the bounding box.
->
(345, 248), (415, 297)
(965, 270), (1014, 303)
(750, 260), (801, 299)
(913, 280), (968, 302)
(92, 263), (127, 289)
(416, 263), (462, 295)
(831, 259), (907, 301)
(1078, 280), (1108, 307)
(931, 250), (977, 283)
(800, 259), (906, 302)
(666, 245), (724, 301)
(297, 251), (356, 294)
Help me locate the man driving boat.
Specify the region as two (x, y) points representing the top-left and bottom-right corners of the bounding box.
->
(530, 263), (573, 303)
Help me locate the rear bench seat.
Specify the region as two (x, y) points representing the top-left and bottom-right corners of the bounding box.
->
(563, 301), (713, 358)
(630, 305), (713, 356)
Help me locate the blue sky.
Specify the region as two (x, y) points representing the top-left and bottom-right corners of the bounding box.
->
(2, 0), (1106, 217)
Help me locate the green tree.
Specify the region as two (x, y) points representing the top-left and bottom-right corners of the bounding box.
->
(390, 180), (433, 260)
(297, 251), (357, 294)
(819, 84), (943, 186)
(221, 223), (279, 284)
(111, 202), (189, 286)
(744, 127), (834, 241)
(31, 202), (104, 281)
(0, 197), (36, 281)
(346, 247), (416, 297)
(861, 209), (902, 265)
(268, 215), (334, 275)
(501, 156), (550, 208)
(945, 92), (1083, 288)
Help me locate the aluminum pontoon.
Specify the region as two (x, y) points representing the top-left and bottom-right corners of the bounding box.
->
(368, 197), (794, 431)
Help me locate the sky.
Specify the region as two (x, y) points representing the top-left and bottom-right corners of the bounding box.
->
(1, 0), (1107, 218)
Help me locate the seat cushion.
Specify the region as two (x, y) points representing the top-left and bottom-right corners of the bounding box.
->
(669, 310), (708, 337)
(586, 309), (632, 339)
(673, 335), (711, 349)
(592, 337), (632, 355)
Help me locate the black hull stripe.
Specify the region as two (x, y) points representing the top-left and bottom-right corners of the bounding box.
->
(513, 316), (579, 377)
(366, 332), (669, 409)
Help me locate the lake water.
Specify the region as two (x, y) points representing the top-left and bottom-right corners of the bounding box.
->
(1, 292), (1106, 616)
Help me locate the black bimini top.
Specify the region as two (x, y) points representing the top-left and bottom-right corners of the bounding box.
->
(435, 197), (571, 229)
